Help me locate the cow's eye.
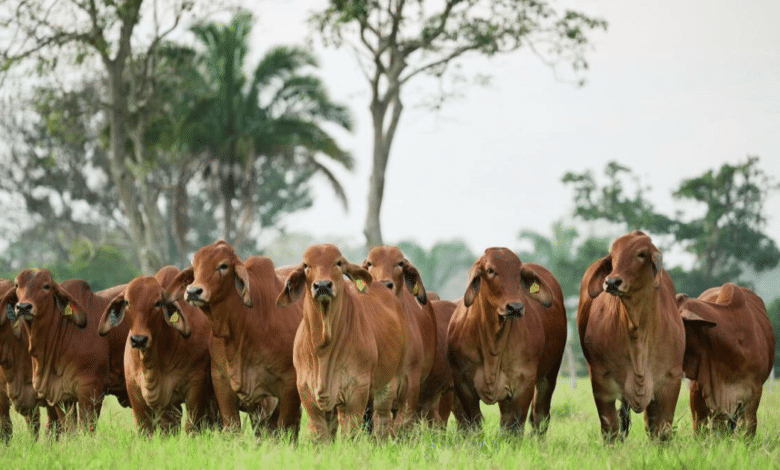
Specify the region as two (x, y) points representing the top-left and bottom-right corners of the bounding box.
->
(218, 263), (229, 271)
(486, 268), (495, 277)
(303, 263), (309, 270)
(42, 284), (51, 290)
(336, 260), (343, 267)
(154, 300), (163, 308)
(637, 252), (647, 261)
(398, 261), (404, 267)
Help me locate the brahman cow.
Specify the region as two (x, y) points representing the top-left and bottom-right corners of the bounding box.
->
(97, 266), (218, 434)
(167, 241), (301, 437)
(0, 270), (130, 433)
(362, 245), (454, 427)
(276, 244), (415, 440)
(577, 231), (684, 441)
(447, 248), (567, 435)
(677, 283), (775, 436)
(0, 279), (61, 440)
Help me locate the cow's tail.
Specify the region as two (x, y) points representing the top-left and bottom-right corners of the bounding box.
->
(619, 399), (631, 438)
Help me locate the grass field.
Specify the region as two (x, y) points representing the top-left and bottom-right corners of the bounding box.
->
(2, 378), (779, 469)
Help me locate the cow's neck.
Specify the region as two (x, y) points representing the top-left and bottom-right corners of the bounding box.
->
(26, 314), (72, 396)
(618, 285), (660, 407)
(472, 295), (513, 388)
(304, 293), (350, 353)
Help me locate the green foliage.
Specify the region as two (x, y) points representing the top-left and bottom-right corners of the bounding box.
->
(396, 239), (476, 296)
(181, 10), (354, 243)
(563, 157), (780, 297)
(49, 241), (139, 291)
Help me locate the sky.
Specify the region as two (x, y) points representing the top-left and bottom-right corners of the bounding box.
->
(245, 1), (780, 258)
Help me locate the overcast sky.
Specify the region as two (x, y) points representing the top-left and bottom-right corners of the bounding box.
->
(245, 0), (780, 259)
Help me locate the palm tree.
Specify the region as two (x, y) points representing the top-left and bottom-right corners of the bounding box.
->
(184, 11), (354, 244)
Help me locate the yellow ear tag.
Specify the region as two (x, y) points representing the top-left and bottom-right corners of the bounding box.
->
(411, 284), (419, 296)
(529, 283), (540, 294)
(169, 312), (179, 324)
(354, 279), (367, 292)
(63, 304), (73, 316)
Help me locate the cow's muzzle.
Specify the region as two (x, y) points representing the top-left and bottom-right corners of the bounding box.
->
(130, 335), (149, 350)
(185, 286), (205, 305)
(502, 302), (524, 318)
(604, 277), (624, 296)
(313, 280), (333, 301)
(15, 303), (33, 320)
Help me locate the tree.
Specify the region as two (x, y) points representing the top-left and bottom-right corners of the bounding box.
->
(562, 161), (674, 233)
(1, 0), (195, 273)
(766, 298), (780, 377)
(311, 0), (607, 249)
(182, 11), (355, 245)
(562, 157), (780, 296)
(396, 239), (475, 297)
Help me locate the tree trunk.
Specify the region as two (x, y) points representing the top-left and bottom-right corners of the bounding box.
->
(105, 62), (158, 274)
(129, 125), (166, 271)
(364, 88), (403, 250)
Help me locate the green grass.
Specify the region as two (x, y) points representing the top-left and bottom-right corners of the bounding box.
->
(2, 379), (780, 469)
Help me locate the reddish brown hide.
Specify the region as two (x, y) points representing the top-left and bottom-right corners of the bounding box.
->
(277, 244), (413, 441)
(577, 231), (684, 441)
(0, 269), (130, 433)
(678, 283), (774, 436)
(0, 279), (61, 440)
(166, 241), (301, 437)
(98, 266), (218, 434)
(447, 247), (566, 435)
(362, 245), (452, 427)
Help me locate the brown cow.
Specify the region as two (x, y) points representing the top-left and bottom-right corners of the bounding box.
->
(0, 270), (130, 433)
(0, 279), (61, 441)
(677, 283), (775, 436)
(577, 231), (684, 441)
(97, 266), (218, 434)
(362, 245), (452, 427)
(276, 244), (414, 440)
(167, 241), (301, 437)
(447, 248), (567, 435)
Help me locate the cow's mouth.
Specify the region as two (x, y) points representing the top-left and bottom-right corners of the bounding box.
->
(186, 298), (207, 307)
(604, 284), (624, 296)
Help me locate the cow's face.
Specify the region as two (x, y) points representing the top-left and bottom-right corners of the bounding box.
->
(362, 246), (427, 304)
(0, 269), (87, 338)
(98, 276), (189, 350)
(587, 231), (663, 299)
(174, 241), (253, 311)
(276, 244), (372, 311)
(463, 248), (553, 320)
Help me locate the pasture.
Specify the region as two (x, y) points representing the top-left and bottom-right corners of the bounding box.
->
(2, 378), (778, 469)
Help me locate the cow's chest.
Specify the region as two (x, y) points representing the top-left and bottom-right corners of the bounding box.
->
(301, 357), (368, 411)
(136, 368), (185, 410)
(474, 354), (535, 405)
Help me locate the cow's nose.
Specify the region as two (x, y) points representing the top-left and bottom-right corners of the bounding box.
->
(185, 286), (203, 301)
(313, 280), (333, 297)
(16, 303), (32, 315)
(504, 303), (524, 318)
(605, 277), (623, 294)
(380, 280), (394, 290)
(130, 335), (149, 350)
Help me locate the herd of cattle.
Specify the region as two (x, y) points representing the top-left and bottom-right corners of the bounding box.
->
(0, 231), (774, 442)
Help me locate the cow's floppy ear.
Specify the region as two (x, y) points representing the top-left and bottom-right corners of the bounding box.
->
(166, 266), (194, 302)
(98, 293), (127, 336)
(675, 293), (688, 308)
(681, 309), (717, 328)
(520, 268), (553, 307)
(234, 262), (253, 308)
(276, 265), (306, 307)
(587, 255), (612, 299)
(402, 261), (427, 305)
(163, 299), (191, 338)
(463, 263), (483, 308)
(651, 250), (664, 288)
(53, 283), (87, 328)
(0, 288), (18, 328)
(344, 262), (373, 293)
